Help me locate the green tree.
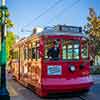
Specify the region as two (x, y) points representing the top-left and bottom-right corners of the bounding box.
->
(84, 8), (100, 58)
(0, 9), (16, 61)
(6, 32), (15, 60)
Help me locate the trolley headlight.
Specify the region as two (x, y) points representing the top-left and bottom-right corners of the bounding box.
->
(69, 65), (76, 72)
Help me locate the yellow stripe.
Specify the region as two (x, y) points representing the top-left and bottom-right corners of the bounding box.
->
(7, 85), (18, 96)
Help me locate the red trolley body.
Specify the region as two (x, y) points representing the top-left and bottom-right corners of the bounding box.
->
(11, 25), (93, 96)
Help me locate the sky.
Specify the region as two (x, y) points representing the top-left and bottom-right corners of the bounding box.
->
(0, 0), (100, 38)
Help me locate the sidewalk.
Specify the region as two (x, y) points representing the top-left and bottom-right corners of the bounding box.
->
(7, 74), (18, 97)
(7, 73), (41, 100)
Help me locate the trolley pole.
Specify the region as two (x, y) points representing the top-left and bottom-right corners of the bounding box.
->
(0, 0), (10, 99)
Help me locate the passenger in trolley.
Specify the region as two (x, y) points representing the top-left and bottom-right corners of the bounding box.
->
(47, 40), (60, 60)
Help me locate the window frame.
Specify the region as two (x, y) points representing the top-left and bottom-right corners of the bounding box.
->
(36, 41), (40, 60)
(44, 39), (60, 61)
(24, 47), (28, 60)
(62, 40), (80, 61)
(81, 41), (88, 60)
(12, 49), (19, 59)
(32, 41), (40, 60)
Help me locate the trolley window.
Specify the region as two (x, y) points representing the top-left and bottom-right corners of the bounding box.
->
(28, 48), (32, 59)
(36, 41), (40, 60)
(44, 39), (60, 60)
(81, 41), (88, 59)
(12, 51), (19, 59)
(24, 48), (28, 60)
(32, 41), (40, 60)
(32, 42), (36, 59)
(62, 40), (80, 60)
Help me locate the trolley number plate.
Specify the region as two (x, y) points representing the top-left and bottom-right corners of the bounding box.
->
(48, 65), (62, 75)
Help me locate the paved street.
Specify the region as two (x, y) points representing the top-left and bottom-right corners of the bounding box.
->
(7, 74), (100, 100)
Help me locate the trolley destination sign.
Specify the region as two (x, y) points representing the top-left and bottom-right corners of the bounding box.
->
(54, 25), (82, 33)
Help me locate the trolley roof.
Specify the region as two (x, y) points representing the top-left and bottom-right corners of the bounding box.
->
(32, 25), (88, 38)
(13, 25), (88, 47)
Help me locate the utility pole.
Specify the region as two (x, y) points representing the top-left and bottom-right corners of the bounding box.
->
(0, 0), (10, 99)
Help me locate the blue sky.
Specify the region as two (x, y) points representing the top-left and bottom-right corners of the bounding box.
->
(0, 0), (100, 38)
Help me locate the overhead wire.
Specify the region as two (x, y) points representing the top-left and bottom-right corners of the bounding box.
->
(23, 0), (64, 28)
(47, 0), (81, 25)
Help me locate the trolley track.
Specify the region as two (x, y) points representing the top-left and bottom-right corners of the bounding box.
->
(52, 95), (88, 100)
(8, 73), (100, 100)
(43, 92), (88, 100)
(79, 95), (87, 100)
(10, 78), (89, 100)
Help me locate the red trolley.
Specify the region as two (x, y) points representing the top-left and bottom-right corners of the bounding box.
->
(10, 25), (93, 96)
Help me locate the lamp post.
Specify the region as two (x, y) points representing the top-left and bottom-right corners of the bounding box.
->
(0, 0), (10, 99)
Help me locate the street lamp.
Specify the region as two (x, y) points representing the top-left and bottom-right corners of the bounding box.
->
(0, 0), (10, 99)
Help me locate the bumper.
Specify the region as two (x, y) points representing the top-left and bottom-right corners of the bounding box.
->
(42, 76), (93, 93)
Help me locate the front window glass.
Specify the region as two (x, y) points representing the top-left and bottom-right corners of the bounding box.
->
(68, 45), (73, 59)
(44, 39), (60, 60)
(62, 40), (80, 60)
(73, 44), (79, 59)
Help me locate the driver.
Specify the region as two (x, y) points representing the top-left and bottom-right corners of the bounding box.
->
(47, 40), (60, 60)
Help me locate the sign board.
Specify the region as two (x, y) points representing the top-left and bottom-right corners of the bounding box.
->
(54, 25), (82, 33)
(48, 65), (62, 75)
